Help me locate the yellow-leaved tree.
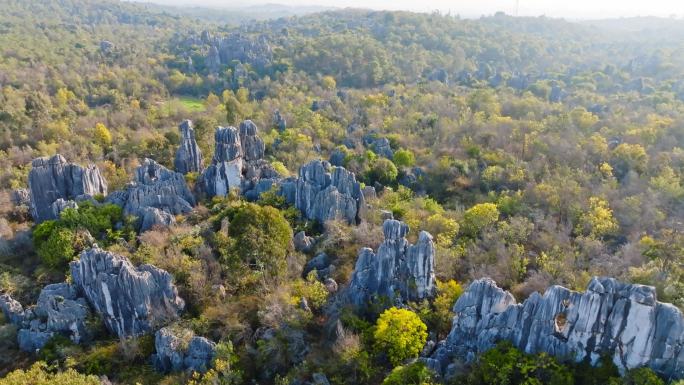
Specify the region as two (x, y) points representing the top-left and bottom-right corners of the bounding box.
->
(374, 307), (427, 366)
(93, 122), (112, 148)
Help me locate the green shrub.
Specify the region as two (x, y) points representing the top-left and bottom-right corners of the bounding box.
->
(393, 149), (416, 168)
(367, 158), (398, 185)
(382, 362), (435, 385)
(222, 202), (293, 281)
(36, 226), (75, 268)
(0, 362), (99, 385)
(462, 342), (573, 385)
(622, 367), (665, 385)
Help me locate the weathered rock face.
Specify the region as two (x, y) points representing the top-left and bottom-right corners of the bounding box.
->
(347, 219), (436, 307)
(28, 154), (107, 223)
(294, 231), (314, 253)
(174, 120), (203, 175)
(0, 293), (25, 325)
(152, 327), (216, 373)
(11, 188), (30, 207)
(200, 126), (243, 198)
(290, 160), (365, 224)
(1, 283), (92, 352)
(70, 247), (185, 338)
(108, 159), (195, 231)
(199, 120), (279, 200)
(239, 120), (265, 161)
(428, 277), (684, 381)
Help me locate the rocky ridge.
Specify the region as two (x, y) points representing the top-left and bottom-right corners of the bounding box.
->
(427, 277), (684, 381)
(152, 326), (216, 373)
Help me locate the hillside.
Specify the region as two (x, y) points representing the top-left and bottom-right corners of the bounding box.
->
(1, 1), (684, 384)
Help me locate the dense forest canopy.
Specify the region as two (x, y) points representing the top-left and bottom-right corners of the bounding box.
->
(1, 0), (684, 384)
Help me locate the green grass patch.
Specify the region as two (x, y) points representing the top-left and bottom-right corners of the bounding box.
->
(178, 96), (206, 112)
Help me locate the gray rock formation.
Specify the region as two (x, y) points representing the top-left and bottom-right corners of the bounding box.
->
(152, 327), (216, 373)
(329, 148), (346, 167)
(0, 293), (24, 324)
(99, 40), (114, 53)
(199, 120), (279, 201)
(174, 120), (203, 174)
(11, 188), (30, 207)
(273, 110), (287, 132)
(294, 231), (314, 253)
(239, 120), (265, 161)
(51, 198), (78, 219)
(199, 126), (244, 197)
(303, 253), (329, 275)
(206, 45), (221, 73)
(290, 160), (365, 224)
(347, 219), (436, 307)
(217, 33), (272, 71)
(3, 248), (184, 351)
(28, 154), (107, 223)
(108, 159), (195, 232)
(2, 283), (92, 352)
(428, 277), (684, 381)
(70, 247), (185, 338)
(363, 135), (393, 159)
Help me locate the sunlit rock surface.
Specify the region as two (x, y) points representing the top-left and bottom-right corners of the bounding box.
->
(70, 247), (185, 338)
(174, 120), (203, 174)
(28, 154), (107, 223)
(347, 219), (436, 307)
(427, 277), (684, 381)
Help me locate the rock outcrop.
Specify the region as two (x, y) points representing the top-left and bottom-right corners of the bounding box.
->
(1, 283), (92, 352)
(288, 159), (365, 224)
(347, 219), (436, 307)
(11, 188), (30, 207)
(363, 135), (393, 159)
(28, 154), (107, 223)
(3, 247), (185, 351)
(70, 247), (185, 338)
(199, 120), (279, 200)
(428, 277), (684, 381)
(174, 120), (203, 174)
(107, 159), (195, 231)
(152, 327), (216, 373)
(273, 110), (287, 132)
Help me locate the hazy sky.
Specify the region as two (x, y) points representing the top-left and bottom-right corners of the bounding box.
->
(145, 0), (684, 19)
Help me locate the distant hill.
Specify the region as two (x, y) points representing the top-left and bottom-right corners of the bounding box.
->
(128, 1), (335, 24)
